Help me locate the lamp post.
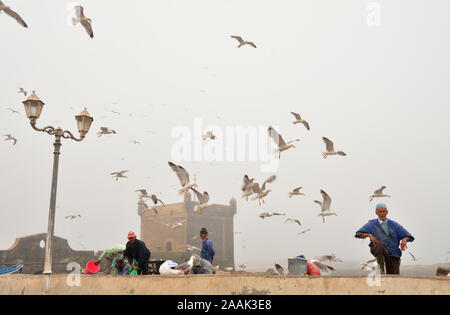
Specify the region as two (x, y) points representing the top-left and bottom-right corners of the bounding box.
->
(23, 91), (93, 275)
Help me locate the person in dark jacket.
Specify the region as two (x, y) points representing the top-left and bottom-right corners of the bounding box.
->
(199, 227), (215, 264)
(124, 231), (151, 275)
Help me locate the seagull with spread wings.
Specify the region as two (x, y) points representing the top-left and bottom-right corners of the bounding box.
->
(72, 5), (93, 38)
(230, 35), (256, 48)
(285, 218), (302, 226)
(202, 131), (216, 141)
(191, 188), (212, 215)
(168, 162), (197, 197)
(361, 259), (377, 271)
(274, 263), (286, 275)
(5, 108), (20, 115)
(0, 1), (28, 28)
(65, 214), (81, 220)
(268, 126), (299, 158)
(3, 134), (17, 145)
(297, 229), (311, 235)
(251, 175), (277, 205)
(288, 187), (305, 198)
(97, 127), (116, 137)
(259, 212), (286, 219)
(290, 112), (310, 130)
(110, 170), (128, 181)
(322, 137), (346, 159)
(312, 254), (343, 264)
(18, 88), (27, 97)
(314, 190), (338, 223)
(241, 174), (256, 201)
(369, 186), (391, 201)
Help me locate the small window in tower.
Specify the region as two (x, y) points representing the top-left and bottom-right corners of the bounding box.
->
(166, 241), (172, 252)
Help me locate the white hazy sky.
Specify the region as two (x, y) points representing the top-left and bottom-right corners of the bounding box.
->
(1, 0), (449, 269)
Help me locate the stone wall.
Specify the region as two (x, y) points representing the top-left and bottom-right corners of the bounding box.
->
(0, 274), (448, 295)
(0, 234), (104, 274)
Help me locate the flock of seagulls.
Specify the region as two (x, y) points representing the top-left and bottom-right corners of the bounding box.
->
(1, 2), (410, 274)
(0, 2), (93, 38)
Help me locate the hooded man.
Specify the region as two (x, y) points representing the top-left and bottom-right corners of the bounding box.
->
(355, 203), (414, 274)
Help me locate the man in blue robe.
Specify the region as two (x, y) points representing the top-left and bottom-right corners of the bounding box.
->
(355, 203), (414, 274)
(199, 227), (215, 264)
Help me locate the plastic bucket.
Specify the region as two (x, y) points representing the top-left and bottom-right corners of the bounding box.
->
(288, 258), (307, 275)
(84, 260), (101, 274)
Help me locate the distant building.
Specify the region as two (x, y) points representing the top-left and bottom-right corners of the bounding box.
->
(138, 194), (237, 268)
(0, 233), (100, 274)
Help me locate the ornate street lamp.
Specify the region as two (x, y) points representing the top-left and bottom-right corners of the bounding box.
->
(23, 91), (93, 274)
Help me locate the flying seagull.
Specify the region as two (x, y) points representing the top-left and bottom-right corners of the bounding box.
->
(168, 162), (197, 196)
(0, 1), (28, 28)
(202, 131), (216, 141)
(310, 259), (335, 275)
(312, 254), (343, 264)
(322, 137), (346, 159)
(129, 140), (141, 145)
(135, 189), (151, 199)
(191, 188), (212, 215)
(97, 127), (116, 137)
(361, 259), (377, 271)
(230, 35), (256, 48)
(290, 112), (310, 130)
(166, 219), (186, 229)
(72, 5), (93, 38)
(288, 187), (305, 198)
(314, 190), (338, 223)
(65, 214), (81, 220)
(285, 218), (302, 226)
(5, 108), (20, 115)
(259, 212), (286, 219)
(408, 252), (419, 261)
(251, 175), (277, 205)
(110, 170), (129, 181)
(3, 134), (17, 145)
(297, 229), (311, 235)
(268, 126), (299, 158)
(369, 186), (391, 202)
(185, 245), (201, 252)
(241, 174), (255, 201)
(18, 88), (27, 96)
(239, 264), (248, 269)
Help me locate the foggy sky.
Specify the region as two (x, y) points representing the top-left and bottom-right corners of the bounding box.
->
(1, 0), (449, 270)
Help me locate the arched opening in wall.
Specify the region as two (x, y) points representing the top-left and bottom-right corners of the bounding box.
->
(166, 241), (172, 252)
(39, 240), (45, 249)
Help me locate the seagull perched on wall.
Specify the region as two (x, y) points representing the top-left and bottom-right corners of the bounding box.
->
(268, 126), (299, 158)
(97, 127), (116, 137)
(369, 186), (391, 202)
(251, 175), (276, 205)
(290, 112), (310, 130)
(288, 187), (305, 198)
(259, 212), (286, 219)
(18, 88), (27, 97)
(168, 162), (197, 197)
(314, 190), (338, 223)
(285, 218), (302, 226)
(0, 1), (28, 28)
(230, 35), (256, 48)
(191, 188), (212, 215)
(72, 5), (93, 38)
(322, 137), (346, 159)
(274, 264), (285, 275)
(110, 170), (128, 181)
(241, 174), (255, 201)
(3, 134), (17, 145)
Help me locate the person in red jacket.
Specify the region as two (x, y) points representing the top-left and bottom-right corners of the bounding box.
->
(297, 255), (321, 276)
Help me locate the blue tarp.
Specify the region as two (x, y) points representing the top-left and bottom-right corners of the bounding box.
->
(0, 263), (24, 275)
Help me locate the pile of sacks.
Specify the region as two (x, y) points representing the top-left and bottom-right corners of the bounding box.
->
(159, 254), (215, 276)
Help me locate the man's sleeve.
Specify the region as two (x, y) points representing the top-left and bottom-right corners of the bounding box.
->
(394, 222), (414, 242)
(355, 221), (371, 238)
